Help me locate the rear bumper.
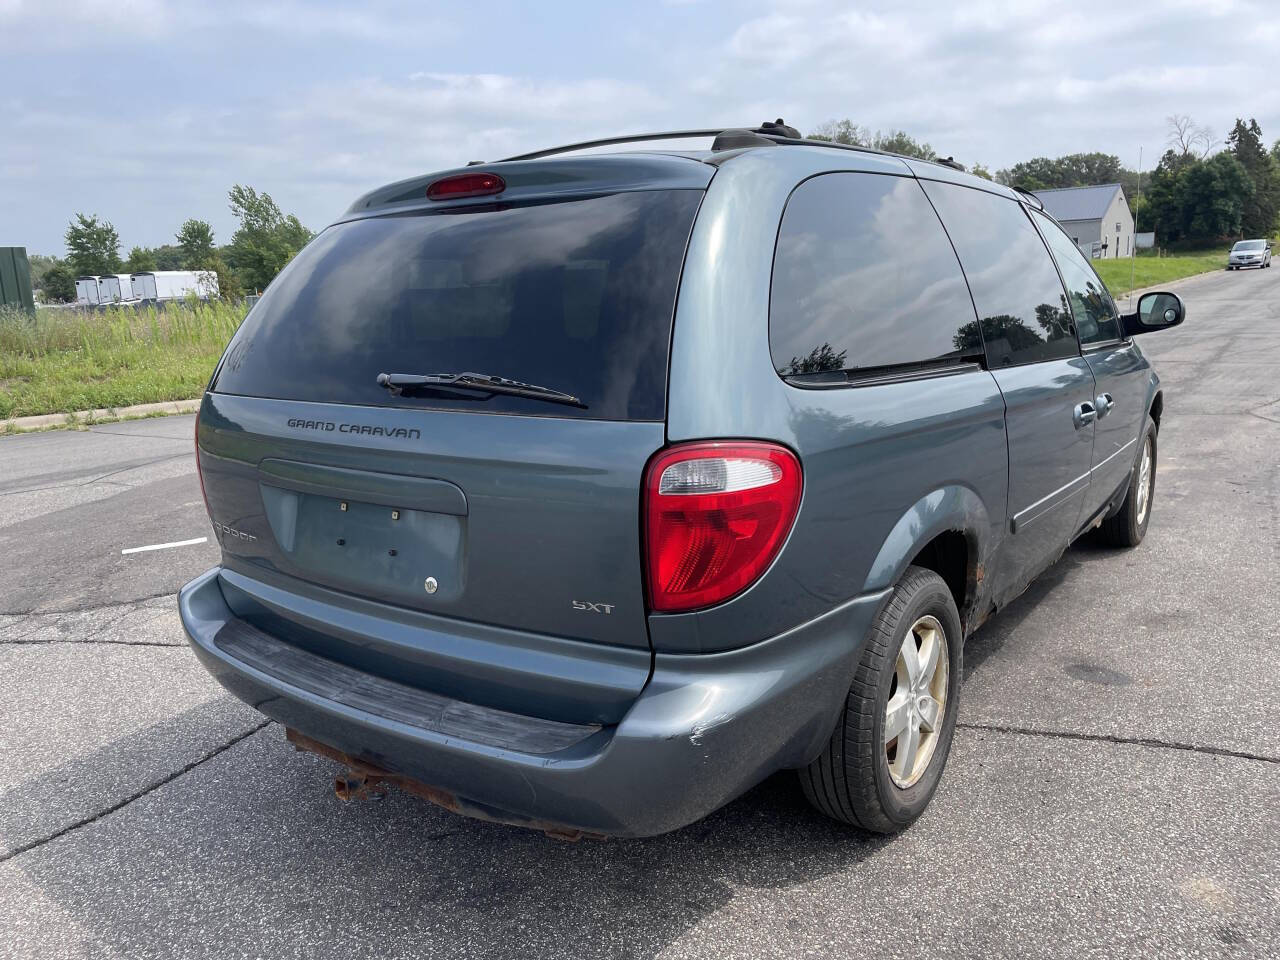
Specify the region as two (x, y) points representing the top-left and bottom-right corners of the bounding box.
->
(179, 566), (887, 837)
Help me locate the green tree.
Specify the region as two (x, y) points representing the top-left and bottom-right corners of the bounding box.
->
(64, 213), (121, 275)
(1149, 149), (1255, 243)
(807, 120), (936, 160)
(124, 246), (157, 272)
(1116, 168), (1145, 217)
(1182, 152), (1254, 239)
(177, 219), (216, 266)
(996, 153), (1124, 191)
(970, 163), (994, 181)
(27, 253), (62, 290)
(203, 252), (241, 300)
(872, 130), (936, 161)
(151, 244), (184, 270)
(225, 185), (313, 293)
(1133, 193), (1154, 232)
(39, 264), (76, 303)
(1227, 118), (1278, 238)
(1144, 150), (1187, 240)
(809, 119), (869, 145)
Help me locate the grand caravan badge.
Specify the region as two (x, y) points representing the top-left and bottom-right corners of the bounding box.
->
(287, 418), (421, 440)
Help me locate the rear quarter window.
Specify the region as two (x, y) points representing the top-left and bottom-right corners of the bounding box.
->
(769, 172), (981, 382)
(213, 190), (703, 421)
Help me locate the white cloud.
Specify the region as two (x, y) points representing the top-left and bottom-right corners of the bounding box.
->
(1, 0), (450, 46)
(0, 70), (668, 250)
(3, 0), (1278, 253)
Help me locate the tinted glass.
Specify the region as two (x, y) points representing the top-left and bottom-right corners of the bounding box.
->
(1235, 240), (1265, 251)
(769, 172), (980, 380)
(212, 190), (703, 420)
(923, 182), (1077, 367)
(1033, 210), (1121, 344)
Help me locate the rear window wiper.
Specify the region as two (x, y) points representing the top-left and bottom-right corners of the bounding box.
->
(376, 372), (587, 409)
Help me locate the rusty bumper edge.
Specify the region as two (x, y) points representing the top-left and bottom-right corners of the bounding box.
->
(284, 727), (607, 842)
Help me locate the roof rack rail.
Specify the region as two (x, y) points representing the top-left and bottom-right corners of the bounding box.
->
(499, 119), (841, 162)
(495, 119), (950, 169)
(1012, 186), (1044, 210)
(500, 129), (731, 163)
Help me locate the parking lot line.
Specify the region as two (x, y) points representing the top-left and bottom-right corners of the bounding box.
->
(120, 536), (208, 556)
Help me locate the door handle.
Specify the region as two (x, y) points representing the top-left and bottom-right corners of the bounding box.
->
(1073, 401), (1097, 429)
(1095, 393), (1114, 418)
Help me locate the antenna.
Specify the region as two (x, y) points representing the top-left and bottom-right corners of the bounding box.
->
(1129, 146), (1142, 307)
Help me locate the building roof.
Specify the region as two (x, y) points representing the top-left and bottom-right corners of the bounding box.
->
(1032, 183), (1123, 223)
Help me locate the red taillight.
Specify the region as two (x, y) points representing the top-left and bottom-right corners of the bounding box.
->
(426, 172), (505, 200)
(644, 441), (802, 613)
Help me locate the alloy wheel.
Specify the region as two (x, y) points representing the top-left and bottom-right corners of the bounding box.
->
(1135, 436), (1153, 525)
(884, 615), (949, 788)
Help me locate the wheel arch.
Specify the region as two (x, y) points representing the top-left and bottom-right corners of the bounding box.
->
(861, 486), (993, 633)
(1148, 389), (1163, 432)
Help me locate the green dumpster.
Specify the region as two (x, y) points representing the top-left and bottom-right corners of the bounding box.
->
(0, 247), (35, 313)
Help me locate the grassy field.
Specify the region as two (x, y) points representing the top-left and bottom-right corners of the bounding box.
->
(1092, 247), (1230, 296)
(0, 301), (246, 422)
(0, 244), (1257, 424)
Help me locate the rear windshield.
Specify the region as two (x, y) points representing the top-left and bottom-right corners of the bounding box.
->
(212, 190), (703, 420)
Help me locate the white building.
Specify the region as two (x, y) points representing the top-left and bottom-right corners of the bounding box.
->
(1032, 183), (1134, 260)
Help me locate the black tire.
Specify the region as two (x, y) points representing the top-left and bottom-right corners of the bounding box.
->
(799, 566), (962, 833)
(1098, 416), (1157, 547)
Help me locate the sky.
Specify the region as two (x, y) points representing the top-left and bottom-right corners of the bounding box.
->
(3, 0), (1277, 256)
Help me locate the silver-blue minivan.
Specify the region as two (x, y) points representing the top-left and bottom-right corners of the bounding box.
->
(181, 121), (1183, 838)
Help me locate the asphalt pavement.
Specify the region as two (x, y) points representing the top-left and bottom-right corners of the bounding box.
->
(1, 265), (1277, 959)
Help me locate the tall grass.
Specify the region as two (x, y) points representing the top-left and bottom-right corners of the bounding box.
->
(0, 300), (248, 420)
(1091, 247), (1230, 297)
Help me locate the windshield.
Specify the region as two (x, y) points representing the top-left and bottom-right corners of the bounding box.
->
(212, 190), (703, 421)
(1234, 240), (1266, 251)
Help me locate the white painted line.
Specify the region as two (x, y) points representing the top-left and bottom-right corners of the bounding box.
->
(121, 536), (208, 556)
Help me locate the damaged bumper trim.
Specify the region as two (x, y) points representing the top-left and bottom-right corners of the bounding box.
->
(179, 565), (888, 838)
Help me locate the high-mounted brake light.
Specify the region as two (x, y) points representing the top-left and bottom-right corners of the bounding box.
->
(426, 172), (505, 200)
(644, 441), (802, 613)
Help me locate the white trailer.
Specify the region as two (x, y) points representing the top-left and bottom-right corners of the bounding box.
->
(75, 276), (101, 305)
(113, 273), (137, 301)
(193, 270), (218, 299)
(97, 274), (136, 303)
(130, 270), (219, 302)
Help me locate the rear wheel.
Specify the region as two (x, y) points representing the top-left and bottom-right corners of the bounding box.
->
(1098, 417), (1157, 547)
(799, 566), (962, 833)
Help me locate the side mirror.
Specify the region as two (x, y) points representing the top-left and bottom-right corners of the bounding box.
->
(1121, 291), (1185, 337)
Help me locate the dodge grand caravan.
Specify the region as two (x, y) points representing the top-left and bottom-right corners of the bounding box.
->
(181, 121), (1184, 838)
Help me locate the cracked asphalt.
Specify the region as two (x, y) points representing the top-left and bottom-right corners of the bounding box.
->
(1, 266), (1278, 959)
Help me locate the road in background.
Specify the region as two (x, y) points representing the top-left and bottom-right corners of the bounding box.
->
(1, 266), (1277, 959)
